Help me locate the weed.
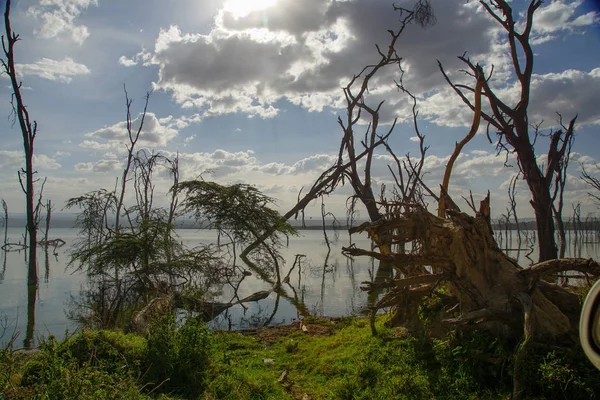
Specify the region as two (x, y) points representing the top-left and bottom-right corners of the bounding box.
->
(143, 314), (213, 398)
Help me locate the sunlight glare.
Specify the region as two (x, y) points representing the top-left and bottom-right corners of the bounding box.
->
(223, 0), (278, 19)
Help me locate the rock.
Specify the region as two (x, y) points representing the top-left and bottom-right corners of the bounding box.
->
(277, 369), (289, 383)
(300, 321), (308, 333)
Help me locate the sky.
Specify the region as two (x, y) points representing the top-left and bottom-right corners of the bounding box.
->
(0, 0), (599, 223)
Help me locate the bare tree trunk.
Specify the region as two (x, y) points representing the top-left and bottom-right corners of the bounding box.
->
(523, 149), (558, 261)
(1, 199), (7, 247)
(44, 199), (52, 243)
(1, 0), (42, 284)
(320, 198), (331, 252)
(439, 1), (576, 263)
(115, 87), (151, 231)
(24, 283), (36, 348)
(555, 214), (566, 259)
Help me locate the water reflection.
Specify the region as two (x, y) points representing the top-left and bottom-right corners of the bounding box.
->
(24, 283), (36, 348)
(0, 250), (5, 283)
(2, 227), (600, 347)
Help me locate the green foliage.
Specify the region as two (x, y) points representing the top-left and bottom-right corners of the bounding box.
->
(178, 180), (297, 280)
(63, 330), (146, 374)
(519, 345), (600, 399)
(432, 330), (512, 399)
(178, 181), (296, 240)
(17, 335), (145, 400)
(143, 314), (214, 397)
(3, 317), (598, 399)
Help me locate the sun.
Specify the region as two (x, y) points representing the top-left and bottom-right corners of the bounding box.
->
(222, 0), (278, 19)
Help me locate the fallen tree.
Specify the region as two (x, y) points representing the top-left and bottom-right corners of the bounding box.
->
(128, 260), (305, 335)
(344, 195), (599, 342)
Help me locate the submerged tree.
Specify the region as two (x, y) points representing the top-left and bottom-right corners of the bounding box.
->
(65, 87), (296, 327)
(177, 180), (297, 283)
(439, 0), (576, 262)
(1, 0), (41, 284)
(66, 149), (192, 327)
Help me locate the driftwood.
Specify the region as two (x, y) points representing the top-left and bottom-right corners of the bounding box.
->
(129, 277), (295, 335)
(38, 238), (66, 247)
(1, 242), (27, 251)
(1, 238), (65, 251)
(343, 194), (600, 341)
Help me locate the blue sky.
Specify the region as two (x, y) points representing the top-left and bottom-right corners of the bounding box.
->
(0, 0), (599, 221)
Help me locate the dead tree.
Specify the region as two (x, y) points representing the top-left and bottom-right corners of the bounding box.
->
(240, 1), (435, 267)
(115, 86), (151, 231)
(439, 0), (576, 262)
(1, 199), (7, 247)
(2, 0), (39, 284)
(507, 174), (522, 250)
(548, 117), (574, 258)
(345, 195), (600, 342)
(43, 199), (52, 243)
(582, 164), (600, 204)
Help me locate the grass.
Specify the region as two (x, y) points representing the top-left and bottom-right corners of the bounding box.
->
(1, 315), (600, 399)
(207, 317), (506, 400)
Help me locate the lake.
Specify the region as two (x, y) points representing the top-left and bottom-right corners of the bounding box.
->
(0, 227), (375, 347)
(1, 226), (599, 348)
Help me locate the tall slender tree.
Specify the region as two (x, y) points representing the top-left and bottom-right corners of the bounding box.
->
(1, 0), (39, 284)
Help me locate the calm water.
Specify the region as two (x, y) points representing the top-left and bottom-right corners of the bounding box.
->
(0, 227), (374, 347)
(1, 227), (598, 348)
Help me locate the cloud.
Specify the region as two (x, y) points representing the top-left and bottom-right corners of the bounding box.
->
(36, 154), (62, 170)
(183, 134), (196, 146)
(118, 49), (155, 67)
(420, 67), (600, 129)
(81, 112), (183, 152)
(118, 56), (137, 67)
(16, 58), (91, 83)
(527, 68), (600, 126)
(532, 0), (599, 35)
(0, 150), (61, 170)
(27, 0), (98, 45)
(123, 0), (600, 133)
(75, 159), (122, 173)
(79, 140), (117, 151)
(141, 0), (495, 119)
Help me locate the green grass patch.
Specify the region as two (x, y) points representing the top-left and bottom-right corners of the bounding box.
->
(2, 316), (600, 399)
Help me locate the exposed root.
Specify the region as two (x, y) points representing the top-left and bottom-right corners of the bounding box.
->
(343, 194), (599, 341)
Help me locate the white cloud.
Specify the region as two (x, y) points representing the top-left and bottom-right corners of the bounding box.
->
(118, 49), (155, 67)
(27, 0), (99, 45)
(183, 134), (196, 146)
(532, 0), (599, 35)
(528, 68), (600, 126)
(82, 112), (180, 151)
(421, 67), (600, 129)
(142, 0), (495, 119)
(130, 0), (600, 131)
(79, 140), (117, 151)
(36, 154), (62, 170)
(75, 159), (121, 173)
(0, 150), (61, 170)
(16, 58), (91, 83)
(118, 56), (137, 67)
